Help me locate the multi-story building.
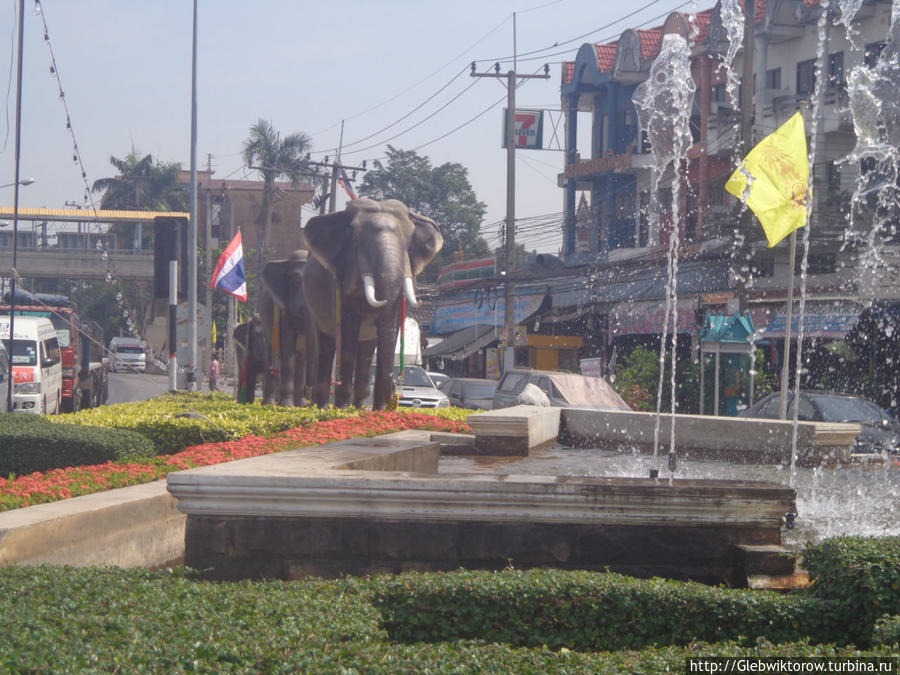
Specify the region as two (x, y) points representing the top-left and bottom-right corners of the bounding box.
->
(543, 0), (900, 410)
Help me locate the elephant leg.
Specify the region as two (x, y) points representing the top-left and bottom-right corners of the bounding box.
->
(313, 330), (335, 408)
(353, 340), (377, 408)
(292, 330), (307, 407)
(334, 312), (361, 408)
(278, 328), (296, 406)
(244, 360), (258, 404)
(262, 359), (278, 406)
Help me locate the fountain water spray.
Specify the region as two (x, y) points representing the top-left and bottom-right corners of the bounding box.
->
(633, 32), (696, 477)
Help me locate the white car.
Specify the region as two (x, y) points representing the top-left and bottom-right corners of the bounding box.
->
(369, 364), (450, 408)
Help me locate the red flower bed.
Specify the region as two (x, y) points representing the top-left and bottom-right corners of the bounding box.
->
(0, 411), (470, 512)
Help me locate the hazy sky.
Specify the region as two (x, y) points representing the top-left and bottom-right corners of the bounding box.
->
(1, 0), (693, 254)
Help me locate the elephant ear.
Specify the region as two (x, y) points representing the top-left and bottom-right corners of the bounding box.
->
(304, 209), (354, 276)
(408, 211), (444, 276)
(261, 259), (291, 309)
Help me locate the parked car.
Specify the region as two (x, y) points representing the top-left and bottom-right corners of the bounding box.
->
(426, 371), (449, 388)
(439, 377), (497, 410)
(368, 364), (450, 409)
(492, 368), (630, 411)
(737, 391), (900, 455)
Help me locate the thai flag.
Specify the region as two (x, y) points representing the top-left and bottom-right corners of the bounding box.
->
(338, 167), (358, 200)
(210, 231), (247, 302)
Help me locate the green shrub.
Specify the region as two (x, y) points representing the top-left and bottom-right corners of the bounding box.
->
(0, 413), (155, 475)
(873, 615), (900, 646)
(0, 566), (895, 673)
(803, 536), (900, 646)
(52, 391), (360, 454)
(371, 567), (843, 651)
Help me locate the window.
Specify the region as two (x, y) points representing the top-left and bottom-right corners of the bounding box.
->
(865, 41), (885, 68)
(711, 83), (727, 103)
(765, 67), (781, 91)
(796, 59), (816, 97)
(828, 51), (845, 91)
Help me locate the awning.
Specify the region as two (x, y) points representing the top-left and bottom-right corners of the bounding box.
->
(431, 286), (546, 335)
(759, 301), (865, 339)
(422, 324), (498, 361)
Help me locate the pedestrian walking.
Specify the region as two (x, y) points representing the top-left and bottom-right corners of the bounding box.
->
(209, 354), (220, 392)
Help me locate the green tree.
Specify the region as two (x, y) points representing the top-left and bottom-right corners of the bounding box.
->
(357, 146), (489, 281)
(241, 119), (311, 290)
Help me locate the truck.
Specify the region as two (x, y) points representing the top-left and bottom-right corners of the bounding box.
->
(0, 290), (110, 412)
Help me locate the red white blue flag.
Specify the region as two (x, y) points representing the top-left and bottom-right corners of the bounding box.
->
(210, 231), (247, 302)
(338, 167), (358, 200)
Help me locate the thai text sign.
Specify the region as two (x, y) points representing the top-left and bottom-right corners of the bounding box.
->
(432, 287), (546, 335)
(565, 148), (634, 178)
(502, 109), (544, 149)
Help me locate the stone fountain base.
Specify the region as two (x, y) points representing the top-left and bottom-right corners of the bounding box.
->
(167, 415), (797, 585)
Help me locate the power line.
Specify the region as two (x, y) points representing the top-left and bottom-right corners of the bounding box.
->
(32, 0), (97, 210)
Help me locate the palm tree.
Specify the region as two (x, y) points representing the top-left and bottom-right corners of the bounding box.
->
(91, 151), (188, 254)
(92, 150), (187, 212)
(241, 119), (311, 285)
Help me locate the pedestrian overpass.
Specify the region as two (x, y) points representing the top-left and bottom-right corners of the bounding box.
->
(0, 207), (189, 282)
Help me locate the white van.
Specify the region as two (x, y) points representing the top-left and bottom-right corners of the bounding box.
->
(109, 336), (146, 373)
(0, 315), (63, 414)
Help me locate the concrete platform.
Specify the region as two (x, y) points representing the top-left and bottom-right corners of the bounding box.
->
(167, 429), (797, 584)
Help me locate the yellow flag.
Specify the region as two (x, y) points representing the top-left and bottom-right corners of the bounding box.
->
(725, 111), (811, 248)
(211, 321), (217, 348)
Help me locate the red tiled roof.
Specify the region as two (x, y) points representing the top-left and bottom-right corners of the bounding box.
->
(636, 29), (662, 59)
(692, 8), (714, 44)
(562, 61), (575, 84)
(594, 41), (618, 72)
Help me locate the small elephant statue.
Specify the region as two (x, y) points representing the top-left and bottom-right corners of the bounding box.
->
(233, 314), (266, 403)
(302, 198), (443, 410)
(259, 249), (316, 406)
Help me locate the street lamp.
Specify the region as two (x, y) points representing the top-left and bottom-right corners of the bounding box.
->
(0, 177), (35, 189)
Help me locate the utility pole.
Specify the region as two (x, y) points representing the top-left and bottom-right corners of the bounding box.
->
(470, 12), (549, 372)
(204, 153), (213, 377)
(304, 156), (366, 214)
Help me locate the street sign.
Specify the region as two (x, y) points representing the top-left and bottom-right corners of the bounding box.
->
(502, 109), (544, 149)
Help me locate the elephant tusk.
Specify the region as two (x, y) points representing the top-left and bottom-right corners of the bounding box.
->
(363, 274), (388, 308)
(404, 276), (420, 307)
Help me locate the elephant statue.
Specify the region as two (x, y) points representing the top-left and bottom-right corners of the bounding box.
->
(259, 249), (316, 406)
(233, 314), (266, 403)
(302, 198), (443, 410)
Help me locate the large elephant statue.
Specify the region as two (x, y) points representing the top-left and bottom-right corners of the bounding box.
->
(259, 249), (316, 406)
(302, 198), (443, 410)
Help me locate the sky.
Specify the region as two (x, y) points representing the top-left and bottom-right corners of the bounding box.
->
(0, 0), (695, 255)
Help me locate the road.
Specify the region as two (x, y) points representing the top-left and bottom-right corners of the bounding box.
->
(106, 371), (172, 404)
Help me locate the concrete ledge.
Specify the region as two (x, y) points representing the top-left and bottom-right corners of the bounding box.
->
(467, 405), (561, 455)
(0, 480), (184, 568)
(562, 408), (859, 467)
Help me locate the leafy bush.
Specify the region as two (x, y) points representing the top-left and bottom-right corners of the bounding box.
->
(873, 615), (900, 647)
(371, 567), (843, 651)
(0, 566), (895, 673)
(0, 412), (154, 476)
(803, 536), (900, 646)
(51, 391), (360, 454)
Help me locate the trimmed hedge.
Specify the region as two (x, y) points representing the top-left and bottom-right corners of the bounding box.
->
(51, 391), (361, 454)
(372, 568), (842, 651)
(0, 566), (895, 673)
(803, 536), (900, 646)
(0, 413), (155, 476)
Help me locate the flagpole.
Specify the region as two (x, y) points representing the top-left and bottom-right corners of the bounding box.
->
(778, 231), (797, 419)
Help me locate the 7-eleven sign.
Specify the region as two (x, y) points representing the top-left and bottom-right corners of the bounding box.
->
(502, 109), (544, 150)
